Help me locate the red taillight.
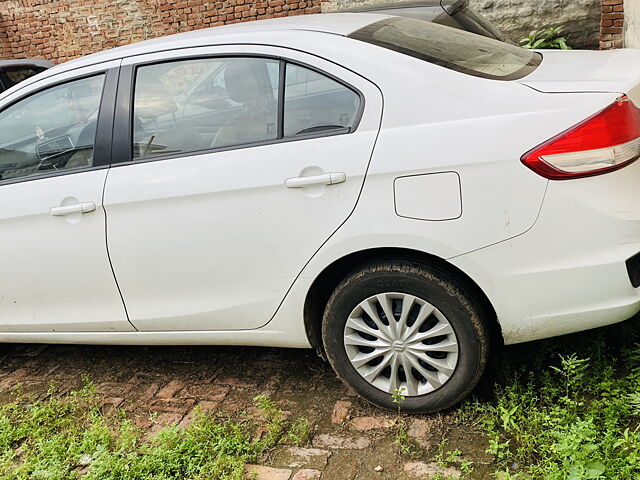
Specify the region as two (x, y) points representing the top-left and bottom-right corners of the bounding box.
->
(522, 96), (640, 180)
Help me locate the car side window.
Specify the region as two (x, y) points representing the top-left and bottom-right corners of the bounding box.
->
(3, 66), (48, 89)
(284, 64), (360, 137)
(133, 57), (279, 159)
(0, 74), (105, 182)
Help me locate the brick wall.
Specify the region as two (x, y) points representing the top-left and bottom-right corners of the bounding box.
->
(0, 20), (10, 58)
(600, 0), (624, 49)
(0, 0), (626, 61)
(0, 0), (323, 64)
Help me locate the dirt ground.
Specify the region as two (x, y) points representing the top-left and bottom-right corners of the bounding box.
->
(0, 341), (500, 479)
(4, 313), (640, 480)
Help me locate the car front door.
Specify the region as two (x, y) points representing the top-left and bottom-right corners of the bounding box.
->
(104, 46), (383, 331)
(0, 62), (133, 333)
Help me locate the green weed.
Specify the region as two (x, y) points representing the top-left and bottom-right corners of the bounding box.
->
(520, 26), (571, 49)
(285, 417), (311, 446)
(390, 387), (419, 455)
(468, 320), (640, 479)
(0, 384), (306, 479)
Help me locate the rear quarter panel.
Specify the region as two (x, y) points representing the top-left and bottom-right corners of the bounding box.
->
(315, 38), (620, 256)
(263, 34), (623, 343)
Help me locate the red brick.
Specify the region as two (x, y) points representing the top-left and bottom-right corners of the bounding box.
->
(331, 399), (352, 424)
(149, 398), (195, 414)
(0, 0), (324, 62)
(602, 12), (624, 20)
(156, 380), (185, 398)
(244, 465), (292, 480)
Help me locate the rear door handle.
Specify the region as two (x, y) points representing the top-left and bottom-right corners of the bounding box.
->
(50, 202), (96, 216)
(285, 172), (346, 188)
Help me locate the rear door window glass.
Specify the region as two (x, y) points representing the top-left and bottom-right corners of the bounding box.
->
(348, 17), (540, 80)
(132, 57), (361, 159)
(284, 64), (360, 137)
(133, 57), (279, 158)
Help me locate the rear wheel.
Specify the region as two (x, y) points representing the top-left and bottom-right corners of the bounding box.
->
(322, 259), (490, 413)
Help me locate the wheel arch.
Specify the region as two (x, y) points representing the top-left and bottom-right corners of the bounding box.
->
(303, 247), (502, 357)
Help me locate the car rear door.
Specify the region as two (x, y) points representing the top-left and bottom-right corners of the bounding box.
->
(104, 45), (383, 331)
(0, 61), (133, 333)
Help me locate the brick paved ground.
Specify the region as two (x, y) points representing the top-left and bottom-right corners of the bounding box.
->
(0, 343), (496, 479)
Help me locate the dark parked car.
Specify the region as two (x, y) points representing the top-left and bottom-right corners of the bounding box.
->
(0, 59), (53, 94)
(329, 0), (511, 43)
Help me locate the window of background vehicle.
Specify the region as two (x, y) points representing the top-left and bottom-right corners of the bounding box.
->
(132, 57), (280, 159)
(451, 5), (511, 44)
(349, 17), (540, 80)
(284, 64), (361, 137)
(3, 66), (48, 89)
(0, 74), (105, 182)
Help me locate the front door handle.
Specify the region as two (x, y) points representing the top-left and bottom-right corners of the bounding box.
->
(285, 172), (346, 188)
(50, 202), (96, 216)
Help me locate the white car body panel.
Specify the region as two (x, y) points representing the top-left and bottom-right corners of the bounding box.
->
(0, 15), (638, 349)
(0, 327), (308, 347)
(521, 49), (640, 103)
(0, 169), (132, 333)
(451, 159), (640, 344)
(0, 59), (132, 334)
(104, 45), (383, 331)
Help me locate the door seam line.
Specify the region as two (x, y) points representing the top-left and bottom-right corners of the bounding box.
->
(101, 166), (138, 331)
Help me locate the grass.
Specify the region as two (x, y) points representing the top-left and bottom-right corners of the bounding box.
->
(2, 316), (640, 480)
(456, 316), (640, 479)
(0, 383), (307, 480)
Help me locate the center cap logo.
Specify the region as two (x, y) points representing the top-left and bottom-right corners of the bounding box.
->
(391, 340), (406, 353)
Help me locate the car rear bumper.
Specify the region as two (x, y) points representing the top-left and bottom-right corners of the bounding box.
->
(451, 160), (640, 345)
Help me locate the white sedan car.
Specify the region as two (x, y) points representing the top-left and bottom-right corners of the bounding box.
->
(0, 13), (638, 413)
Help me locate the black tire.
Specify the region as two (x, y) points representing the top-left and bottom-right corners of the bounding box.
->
(322, 259), (490, 413)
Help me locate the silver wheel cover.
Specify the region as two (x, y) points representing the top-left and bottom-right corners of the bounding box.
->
(343, 292), (459, 396)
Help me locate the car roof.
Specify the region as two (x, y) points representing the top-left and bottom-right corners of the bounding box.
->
(328, 0), (463, 13)
(44, 13), (388, 76)
(0, 59), (53, 69)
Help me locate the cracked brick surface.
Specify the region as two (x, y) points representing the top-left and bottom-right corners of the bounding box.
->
(0, 343), (494, 479)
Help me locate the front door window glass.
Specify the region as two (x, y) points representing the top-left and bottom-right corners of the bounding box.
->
(0, 74), (105, 182)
